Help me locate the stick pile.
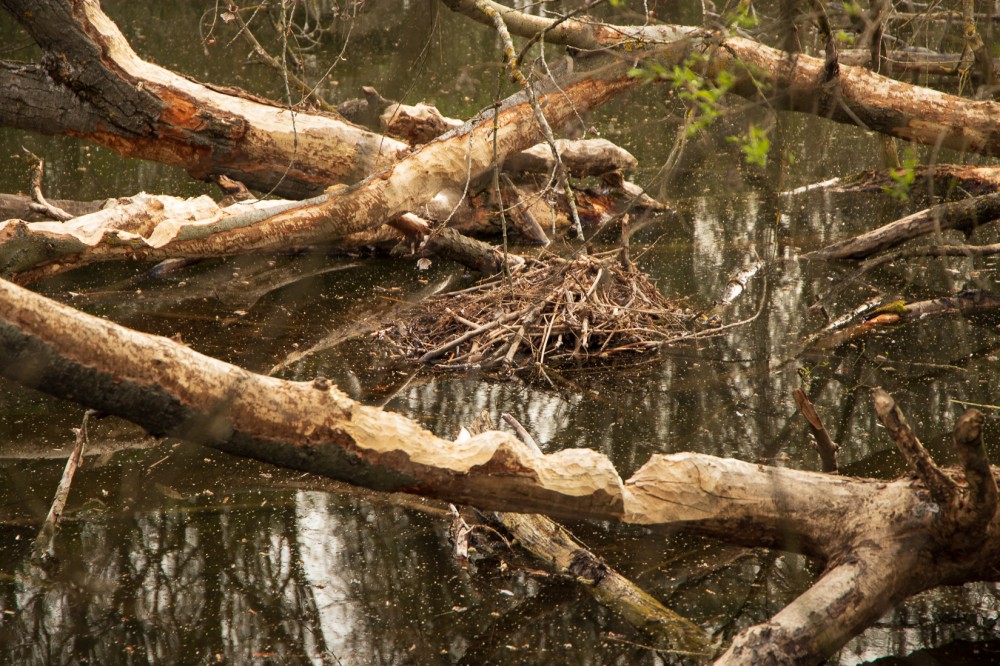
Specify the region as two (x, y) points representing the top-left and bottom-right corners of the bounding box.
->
(385, 253), (702, 372)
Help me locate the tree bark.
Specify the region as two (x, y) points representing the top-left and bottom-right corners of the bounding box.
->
(0, 62), (638, 280)
(445, 0), (1000, 157)
(0, 0), (407, 198)
(0, 277), (999, 663)
(804, 192), (1000, 260)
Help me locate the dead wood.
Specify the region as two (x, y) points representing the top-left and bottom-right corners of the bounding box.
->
(443, 179), (667, 242)
(381, 102), (463, 144)
(0, 68), (642, 282)
(805, 290), (1000, 351)
(874, 388), (958, 504)
(445, 0), (1000, 158)
(3, 279), (1000, 663)
(498, 174), (550, 246)
(837, 47), (1000, 79)
(701, 257), (764, 320)
(498, 511), (713, 656)
(793, 388), (839, 474)
(388, 253), (701, 371)
(811, 240), (1000, 315)
(0, 193), (108, 223)
(0, 0), (407, 198)
(502, 139), (638, 178)
(804, 191), (1000, 261)
(464, 413), (712, 655)
(31, 410), (91, 560)
(834, 165), (1000, 198)
(419, 225), (525, 275)
(22, 149), (73, 222)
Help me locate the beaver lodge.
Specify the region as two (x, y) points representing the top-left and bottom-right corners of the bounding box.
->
(385, 251), (719, 374)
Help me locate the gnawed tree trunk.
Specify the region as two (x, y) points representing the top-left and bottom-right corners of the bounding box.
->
(0, 0), (407, 198)
(0, 277), (998, 665)
(6, 0), (1000, 214)
(461, 413), (712, 655)
(0, 65), (638, 281)
(445, 0), (1000, 157)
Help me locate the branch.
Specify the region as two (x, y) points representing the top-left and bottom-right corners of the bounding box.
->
(948, 409), (996, 552)
(31, 410), (92, 560)
(445, 0), (1000, 157)
(873, 388), (957, 505)
(0, 66), (637, 281)
(804, 192), (1000, 260)
(3, 276), (1000, 663)
(0, 0), (405, 197)
(793, 388), (839, 474)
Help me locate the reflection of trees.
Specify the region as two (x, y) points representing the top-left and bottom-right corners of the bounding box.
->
(0, 497), (334, 664)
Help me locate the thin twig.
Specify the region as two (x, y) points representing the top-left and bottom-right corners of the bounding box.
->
(21, 148), (73, 221)
(32, 410), (94, 560)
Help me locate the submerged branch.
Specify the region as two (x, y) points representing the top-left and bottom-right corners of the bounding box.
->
(805, 192), (1000, 261)
(2, 279), (1000, 664)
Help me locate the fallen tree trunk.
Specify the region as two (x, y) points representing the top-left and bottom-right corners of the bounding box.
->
(0, 0), (407, 199)
(5, 0), (1000, 214)
(444, 0), (1000, 157)
(804, 191), (1000, 260)
(462, 413), (712, 655)
(0, 63), (639, 281)
(0, 278), (998, 664)
(804, 290), (1000, 350)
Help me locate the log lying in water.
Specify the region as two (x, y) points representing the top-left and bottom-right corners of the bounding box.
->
(805, 191), (1000, 261)
(0, 277), (998, 664)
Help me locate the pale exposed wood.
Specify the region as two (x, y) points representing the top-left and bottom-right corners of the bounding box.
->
(32, 411), (91, 560)
(3, 277), (1000, 664)
(0, 0), (407, 198)
(0, 64), (638, 280)
(381, 102), (463, 144)
(444, 0), (1000, 157)
(874, 388), (958, 504)
(949, 409), (996, 553)
(0, 272), (1000, 663)
(502, 139), (638, 177)
(468, 412), (712, 654)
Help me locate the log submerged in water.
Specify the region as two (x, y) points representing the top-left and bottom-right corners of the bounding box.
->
(0, 277), (998, 664)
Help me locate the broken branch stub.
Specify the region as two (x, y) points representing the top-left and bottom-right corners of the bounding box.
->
(948, 409), (997, 552)
(873, 387), (958, 505)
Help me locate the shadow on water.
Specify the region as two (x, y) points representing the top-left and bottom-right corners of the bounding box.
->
(0, 0), (998, 663)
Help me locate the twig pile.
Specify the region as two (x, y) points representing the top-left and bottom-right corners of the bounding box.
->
(385, 253), (704, 372)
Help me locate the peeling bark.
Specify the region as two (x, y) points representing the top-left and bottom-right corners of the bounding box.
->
(0, 279), (999, 663)
(0, 0), (407, 198)
(0, 64), (640, 280)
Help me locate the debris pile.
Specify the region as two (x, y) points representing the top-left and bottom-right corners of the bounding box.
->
(385, 253), (707, 372)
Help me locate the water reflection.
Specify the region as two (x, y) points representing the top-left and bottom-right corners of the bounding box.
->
(0, 0), (998, 661)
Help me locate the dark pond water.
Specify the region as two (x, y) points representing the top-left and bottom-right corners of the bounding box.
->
(0, 1), (998, 664)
